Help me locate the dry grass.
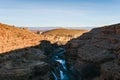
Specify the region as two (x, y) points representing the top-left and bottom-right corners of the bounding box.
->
(42, 28), (88, 36)
(0, 23), (43, 53)
(42, 28), (88, 45)
(0, 23), (89, 53)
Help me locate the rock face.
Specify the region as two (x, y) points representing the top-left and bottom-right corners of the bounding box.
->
(0, 47), (50, 80)
(65, 23), (120, 80)
(39, 40), (54, 55)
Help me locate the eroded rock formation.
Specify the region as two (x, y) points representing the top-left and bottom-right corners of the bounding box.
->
(65, 23), (120, 80)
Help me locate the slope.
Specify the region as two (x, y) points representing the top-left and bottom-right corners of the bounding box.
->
(0, 23), (42, 53)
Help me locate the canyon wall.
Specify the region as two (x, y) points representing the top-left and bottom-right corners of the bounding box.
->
(65, 23), (120, 80)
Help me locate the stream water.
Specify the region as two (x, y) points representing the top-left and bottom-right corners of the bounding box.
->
(48, 47), (99, 80)
(50, 48), (69, 80)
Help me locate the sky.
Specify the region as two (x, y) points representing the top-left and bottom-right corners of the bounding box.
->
(0, 0), (120, 27)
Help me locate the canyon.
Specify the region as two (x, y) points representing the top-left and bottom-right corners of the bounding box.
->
(0, 23), (120, 80)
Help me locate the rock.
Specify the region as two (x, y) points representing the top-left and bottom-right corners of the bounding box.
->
(92, 77), (102, 80)
(75, 63), (100, 79)
(23, 48), (46, 61)
(39, 40), (54, 55)
(0, 47), (50, 80)
(118, 54), (120, 65)
(65, 23), (120, 80)
(102, 26), (116, 34)
(0, 61), (49, 80)
(116, 27), (120, 34)
(77, 45), (116, 63)
(101, 61), (120, 80)
(29, 61), (50, 80)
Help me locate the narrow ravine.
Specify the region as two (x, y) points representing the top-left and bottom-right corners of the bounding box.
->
(49, 48), (81, 80)
(50, 48), (69, 80)
(39, 40), (81, 80)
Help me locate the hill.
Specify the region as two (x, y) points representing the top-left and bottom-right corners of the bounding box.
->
(0, 23), (88, 53)
(0, 23), (42, 53)
(41, 28), (88, 45)
(42, 28), (88, 36)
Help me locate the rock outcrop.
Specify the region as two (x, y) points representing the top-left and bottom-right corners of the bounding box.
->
(0, 47), (50, 80)
(65, 23), (120, 80)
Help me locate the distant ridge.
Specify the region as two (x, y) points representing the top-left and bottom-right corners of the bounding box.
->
(27, 27), (93, 31)
(42, 28), (88, 35)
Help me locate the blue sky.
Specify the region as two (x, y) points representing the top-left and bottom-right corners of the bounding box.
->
(0, 0), (120, 27)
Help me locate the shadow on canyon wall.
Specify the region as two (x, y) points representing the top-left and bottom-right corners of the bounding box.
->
(0, 39), (100, 80)
(0, 39), (76, 80)
(65, 23), (120, 80)
(0, 40), (58, 80)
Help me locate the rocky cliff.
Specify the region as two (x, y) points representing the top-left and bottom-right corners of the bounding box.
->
(65, 23), (120, 80)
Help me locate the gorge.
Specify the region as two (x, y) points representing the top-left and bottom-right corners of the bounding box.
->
(39, 40), (99, 80)
(0, 23), (120, 80)
(50, 48), (69, 80)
